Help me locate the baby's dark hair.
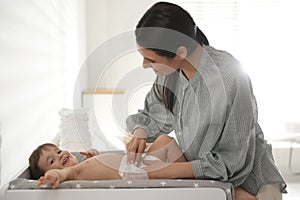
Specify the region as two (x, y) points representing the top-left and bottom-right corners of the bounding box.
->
(29, 143), (58, 179)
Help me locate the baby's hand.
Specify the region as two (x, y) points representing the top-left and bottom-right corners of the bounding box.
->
(36, 169), (61, 189)
(80, 149), (100, 158)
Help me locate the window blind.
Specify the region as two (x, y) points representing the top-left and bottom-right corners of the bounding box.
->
(172, 0), (300, 140)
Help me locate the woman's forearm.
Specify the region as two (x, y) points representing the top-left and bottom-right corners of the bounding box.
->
(148, 161), (194, 179)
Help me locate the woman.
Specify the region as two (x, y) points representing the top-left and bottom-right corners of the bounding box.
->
(125, 2), (286, 200)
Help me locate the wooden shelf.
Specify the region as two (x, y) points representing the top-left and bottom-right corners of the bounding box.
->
(82, 89), (125, 95)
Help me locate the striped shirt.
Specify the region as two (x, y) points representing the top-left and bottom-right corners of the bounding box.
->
(126, 45), (287, 195)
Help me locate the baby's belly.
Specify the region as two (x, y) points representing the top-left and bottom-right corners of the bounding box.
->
(95, 153), (124, 172)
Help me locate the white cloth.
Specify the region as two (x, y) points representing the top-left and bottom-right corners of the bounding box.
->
(57, 108), (115, 152)
(119, 154), (160, 180)
(58, 108), (92, 151)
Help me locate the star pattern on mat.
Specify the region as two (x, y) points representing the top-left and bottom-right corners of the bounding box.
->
(160, 181), (167, 186)
(226, 188), (232, 194)
(193, 183), (199, 188)
(9, 184), (15, 190)
(40, 184), (48, 188)
(8, 177), (234, 197)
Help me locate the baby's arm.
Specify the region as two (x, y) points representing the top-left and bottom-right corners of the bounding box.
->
(36, 167), (75, 189)
(37, 153), (123, 189)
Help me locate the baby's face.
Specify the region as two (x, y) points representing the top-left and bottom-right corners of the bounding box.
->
(38, 146), (78, 172)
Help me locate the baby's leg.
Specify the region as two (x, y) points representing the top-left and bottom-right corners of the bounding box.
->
(147, 134), (187, 163)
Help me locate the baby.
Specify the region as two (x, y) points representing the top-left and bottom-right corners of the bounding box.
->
(29, 145), (100, 180)
(29, 134), (257, 200)
(29, 134), (186, 189)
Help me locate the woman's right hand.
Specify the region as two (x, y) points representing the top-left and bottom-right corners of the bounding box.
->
(126, 136), (146, 166)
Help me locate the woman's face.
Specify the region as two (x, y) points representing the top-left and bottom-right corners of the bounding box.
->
(38, 146), (78, 172)
(137, 45), (181, 76)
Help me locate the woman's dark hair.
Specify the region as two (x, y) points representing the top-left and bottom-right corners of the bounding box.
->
(135, 2), (209, 113)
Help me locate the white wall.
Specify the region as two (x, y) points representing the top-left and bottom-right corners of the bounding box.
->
(0, 0), (87, 189)
(81, 0), (159, 152)
(0, 0), (158, 192)
(85, 0), (157, 90)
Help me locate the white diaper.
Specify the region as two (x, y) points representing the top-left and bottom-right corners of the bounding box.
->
(119, 154), (160, 180)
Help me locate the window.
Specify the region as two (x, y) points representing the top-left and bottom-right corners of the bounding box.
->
(172, 0), (300, 140)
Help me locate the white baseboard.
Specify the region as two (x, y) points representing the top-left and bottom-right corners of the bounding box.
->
(272, 141), (300, 182)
